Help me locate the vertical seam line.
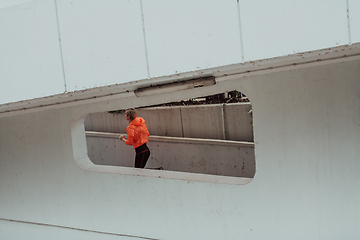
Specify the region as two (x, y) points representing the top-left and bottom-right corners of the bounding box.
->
(180, 108), (184, 137)
(346, 0), (352, 44)
(139, 0), (151, 78)
(221, 104), (227, 140)
(236, 0), (245, 62)
(54, 0), (67, 92)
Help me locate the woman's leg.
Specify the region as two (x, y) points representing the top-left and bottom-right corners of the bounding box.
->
(134, 144), (150, 168)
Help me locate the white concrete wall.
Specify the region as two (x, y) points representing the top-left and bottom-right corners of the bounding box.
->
(349, 0), (360, 43)
(0, 57), (359, 239)
(85, 103), (254, 142)
(86, 132), (255, 178)
(1, 0), (359, 106)
(0, 0), (65, 104)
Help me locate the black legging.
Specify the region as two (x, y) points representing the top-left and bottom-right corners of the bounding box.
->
(134, 143), (150, 168)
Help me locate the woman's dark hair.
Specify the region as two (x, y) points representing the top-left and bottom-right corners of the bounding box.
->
(125, 108), (137, 121)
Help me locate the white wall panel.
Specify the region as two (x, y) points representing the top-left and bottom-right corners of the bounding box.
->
(240, 0), (349, 61)
(349, 0), (360, 43)
(56, 0), (148, 92)
(0, 0), (33, 9)
(142, 0), (242, 78)
(0, 0), (65, 104)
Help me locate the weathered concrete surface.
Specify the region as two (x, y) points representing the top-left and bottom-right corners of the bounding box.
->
(136, 108), (184, 138)
(1, 56), (360, 239)
(224, 103), (253, 142)
(180, 105), (224, 140)
(86, 132), (255, 178)
(85, 103), (254, 142)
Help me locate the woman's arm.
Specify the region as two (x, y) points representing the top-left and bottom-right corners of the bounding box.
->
(124, 135), (134, 146)
(119, 128), (135, 146)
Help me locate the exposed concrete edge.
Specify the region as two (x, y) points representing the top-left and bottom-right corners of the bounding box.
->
(88, 164), (253, 185)
(1, 43), (360, 116)
(85, 131), (255, 148)
(138, 101), (252, 110)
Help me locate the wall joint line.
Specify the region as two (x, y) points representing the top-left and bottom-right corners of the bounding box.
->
(54, 0), (67, 92)
(236, 0), (245, 62)
(139, 0), (151, 78)
(346, 0), (352, 44)
(221, 104), (227, 140)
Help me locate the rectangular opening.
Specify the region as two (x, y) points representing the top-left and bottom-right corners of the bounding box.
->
(80, 91), (256, 184)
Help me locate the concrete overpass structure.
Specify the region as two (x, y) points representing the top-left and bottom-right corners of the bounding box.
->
(1, 0), (360, 239)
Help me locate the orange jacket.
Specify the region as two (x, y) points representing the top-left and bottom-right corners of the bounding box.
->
(125, 117), (150, 149)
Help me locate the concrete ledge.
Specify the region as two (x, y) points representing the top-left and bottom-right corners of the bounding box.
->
(85, 131), (255, 147)
(86, 164), (253, 185)
(82, 130), (255, 184)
